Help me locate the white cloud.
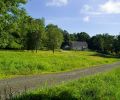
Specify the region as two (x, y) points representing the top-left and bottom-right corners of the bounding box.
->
(81, 0), (120, 15)
(100, 0), (120, 14)
(81, 4), (102, 15)
(81, 5), (92, 13)
(83, 16), (90, 22)
(46, 0), (69, 7)
(83, 5), (92, 11)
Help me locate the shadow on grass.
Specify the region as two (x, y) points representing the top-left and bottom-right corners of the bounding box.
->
(91, 53), (120, 59)
(12, 91), (78, 100)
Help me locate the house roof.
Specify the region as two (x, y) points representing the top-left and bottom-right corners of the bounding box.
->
(71, 41), (88, 47)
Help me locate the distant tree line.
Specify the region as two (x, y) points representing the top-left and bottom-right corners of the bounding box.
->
(62, 31), (120, 55)
(0, 0), (120, 55)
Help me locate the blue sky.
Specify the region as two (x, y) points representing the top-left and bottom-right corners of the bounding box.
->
(25, 0), (120, 36)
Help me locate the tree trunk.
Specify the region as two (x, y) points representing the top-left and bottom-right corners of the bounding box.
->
(35, 43), (37, 53)
(53, 44), (54, 54)
(36, 49), (37, 53)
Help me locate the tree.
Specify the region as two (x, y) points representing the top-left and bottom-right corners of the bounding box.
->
(102, 34), (114, 53)
(26, 31), (39, 52)
(117, 35), (120, 54)
(0, 32), (9, 48)
(113, 35), (120, 54)
(69, 33), (77, 41)
(25, 17), (45, 52)
(76, 32), (90, 42)
(46, 24), (63, 53)
(89, 34), (114, 54)
(89, 35), (104, 52)
(61, 30), (70, 49)
(0, 0), (27, 49)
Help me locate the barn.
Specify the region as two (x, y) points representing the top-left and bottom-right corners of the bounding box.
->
(71, 41), (88, 50)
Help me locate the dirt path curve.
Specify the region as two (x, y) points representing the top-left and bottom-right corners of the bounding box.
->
(0, 62), (120, 99)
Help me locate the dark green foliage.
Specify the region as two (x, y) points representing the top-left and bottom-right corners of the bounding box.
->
(113, 35), (120, 55)
(89, 33), (120, 55)
(0, 0), (27, 49)
(76, 32), (90, 42)
(0, 32), (9, 48)
(69, 33), (77, 41)
(45, 24), (63, 53)
(61, 30), (70, 49)
(0, 0), (120, 55)
(26, 31), (40, 51)
(24, 17), (45, 52)
(89, 35), (104, 51)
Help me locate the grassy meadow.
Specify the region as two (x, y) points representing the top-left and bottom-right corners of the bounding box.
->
(0, 50), (119, 78)
(13, 67), (120, 100)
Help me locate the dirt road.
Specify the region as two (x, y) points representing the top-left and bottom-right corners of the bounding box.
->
(0, 62), (120, 99)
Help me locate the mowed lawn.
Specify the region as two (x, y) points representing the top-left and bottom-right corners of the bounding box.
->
(13, 67), (120, 100)
(0, 50), (119, 78)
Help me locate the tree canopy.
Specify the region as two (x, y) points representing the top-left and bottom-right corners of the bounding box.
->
(0, 0), (120, 55)
(0, 0), (27, 49)
(45, 24), (63, 53)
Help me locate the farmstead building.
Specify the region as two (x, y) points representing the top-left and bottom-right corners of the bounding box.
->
(71, 41), (88, 50)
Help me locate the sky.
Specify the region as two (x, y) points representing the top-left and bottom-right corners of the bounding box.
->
(25, 0), (120, 36)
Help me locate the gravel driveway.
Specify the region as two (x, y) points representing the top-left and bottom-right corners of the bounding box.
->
(0, 62), (120, 99)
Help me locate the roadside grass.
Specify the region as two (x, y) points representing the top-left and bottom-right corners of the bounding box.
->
(13, 67), (120, 100)
(0, 50), (119, 78)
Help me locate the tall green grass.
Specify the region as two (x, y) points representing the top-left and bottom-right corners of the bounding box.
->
(13, 67), (120, 100)
(0, 50), (119, 78)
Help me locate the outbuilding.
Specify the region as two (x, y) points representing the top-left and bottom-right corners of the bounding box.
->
(70, 41), (88, 50)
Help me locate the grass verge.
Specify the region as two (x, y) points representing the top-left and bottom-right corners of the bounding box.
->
(13, 67), (120, 100)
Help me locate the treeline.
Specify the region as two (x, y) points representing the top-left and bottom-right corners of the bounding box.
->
(62, 32), (120, 55)
(0, 0), (120, 55)
(0, 0), (63, 53)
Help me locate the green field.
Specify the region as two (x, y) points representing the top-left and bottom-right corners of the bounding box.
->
(0, 50), (119, 78)
(13, 67), (120, 100)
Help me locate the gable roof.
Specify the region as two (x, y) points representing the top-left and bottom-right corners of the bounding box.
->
(71, 41), (88, 47)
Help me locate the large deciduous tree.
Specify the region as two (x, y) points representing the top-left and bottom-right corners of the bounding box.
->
(89, 35), (104, 52)
(113, 35), (120, 54)
(25, 17), (45, 52)
(76, 32), (90, 42)
(45, 24), (63, 53)
(61, 30), (70, 49)
(89, 34), (115, 54)
(0, 0), (27, 49)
